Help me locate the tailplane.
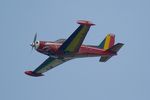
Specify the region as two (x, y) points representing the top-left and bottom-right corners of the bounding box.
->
(99, 43), (124, 62)
(106, 43), (124, 54)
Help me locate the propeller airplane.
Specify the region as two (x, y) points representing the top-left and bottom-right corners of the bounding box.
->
(25, 20), (124, 77)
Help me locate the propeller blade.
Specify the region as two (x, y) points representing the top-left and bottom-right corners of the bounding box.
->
(31, 33), (37, 51)
(32, 46), (33, 50)
(33, 33), (37, 43)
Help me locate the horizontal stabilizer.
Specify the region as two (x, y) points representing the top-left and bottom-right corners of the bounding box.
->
(99, 56), (112, 62)
(106, 43), (124, 53)
(99, 43), (124, 62)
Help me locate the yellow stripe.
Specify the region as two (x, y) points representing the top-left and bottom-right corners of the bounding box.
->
(65, 26), (88, 52)
(104, 34), (111, 50)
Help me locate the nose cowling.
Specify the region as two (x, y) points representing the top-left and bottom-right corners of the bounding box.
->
(30, 33), (40, 50)
(30, 41), (40, 50)
(30, 43), (34, 47)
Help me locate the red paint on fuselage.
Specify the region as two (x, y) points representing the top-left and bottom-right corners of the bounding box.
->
(36, 41), (114, 58)
(37, 41), (59, 55)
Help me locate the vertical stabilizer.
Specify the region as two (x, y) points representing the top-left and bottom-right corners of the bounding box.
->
(98, 34), (115, 50)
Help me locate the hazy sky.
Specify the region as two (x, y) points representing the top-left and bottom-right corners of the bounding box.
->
(1, 0), (150, 100)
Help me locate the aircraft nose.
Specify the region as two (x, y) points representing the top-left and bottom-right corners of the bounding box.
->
(34, 41), (40, 49)
(30, 43), (34, 47)
(30, 41), (40, 50)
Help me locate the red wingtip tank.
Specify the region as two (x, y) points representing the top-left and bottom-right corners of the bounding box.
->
(24, 71), (44, 77)
(77, 20), (95, 26)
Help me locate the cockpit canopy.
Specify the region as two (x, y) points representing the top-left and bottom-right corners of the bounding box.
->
(55, 39), (66, 43)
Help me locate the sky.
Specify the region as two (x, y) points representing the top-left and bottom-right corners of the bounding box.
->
(0, 0), (150, 100)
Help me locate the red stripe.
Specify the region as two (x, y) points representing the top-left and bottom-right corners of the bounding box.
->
(109, 35), (115, 48)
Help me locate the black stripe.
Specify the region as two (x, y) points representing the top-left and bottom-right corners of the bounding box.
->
(58, 25), (84, 51)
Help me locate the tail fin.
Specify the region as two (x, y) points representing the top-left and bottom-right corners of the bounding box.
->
(99, 43), (124, 62)
(98, 34), (115, 50)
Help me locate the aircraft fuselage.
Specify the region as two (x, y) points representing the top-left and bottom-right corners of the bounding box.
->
(35, 41), (115, 59)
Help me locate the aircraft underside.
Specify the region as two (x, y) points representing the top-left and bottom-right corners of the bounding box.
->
(25, 20), (124, 77)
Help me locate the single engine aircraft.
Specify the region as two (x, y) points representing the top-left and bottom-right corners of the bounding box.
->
(25, 20), (124, 77)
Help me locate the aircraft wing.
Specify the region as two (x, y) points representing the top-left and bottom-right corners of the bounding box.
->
(58, 20), (95, 54)
(25, 57), (71, 76)
(33, 57), (71, 74)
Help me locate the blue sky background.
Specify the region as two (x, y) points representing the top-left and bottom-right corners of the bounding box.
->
(0, 0), (150, 100)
